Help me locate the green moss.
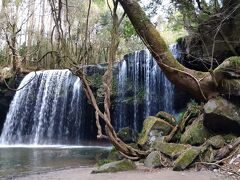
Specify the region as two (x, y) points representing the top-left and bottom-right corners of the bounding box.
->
(138, 116), (173, 146)
(87, 73), (103, 88)
(122, 88), (146, 104)
(208, 135), (225, 149)
(144, 151), (162, 168)
(180, 117), (212, 145)
(107, 147), (123, 161)
(221, 79), (240, 95)
(97, 159), (113, 167)
(152, 142), (188, 159)
(173, 147), (201, 171)
(178, 101), (203, 132)
(228, 56), (240, 66)
(172, 130), (182, 142)
(117, 127), (137, 143)
(187, 100), (202, 118)
(199, 146), (216, 163)
(223, 134), (237, 143)
(155, 111), (176, 126)
(92, 159), (136, 174)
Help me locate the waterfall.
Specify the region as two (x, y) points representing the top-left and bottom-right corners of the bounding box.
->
(0, 70), (84, 145)
(133, 51), (140, 131)
(0, 44), (186, 145)
(115, 60), (127, 129)
(144, 50), (151, 117)
(114, 45), (180, 131)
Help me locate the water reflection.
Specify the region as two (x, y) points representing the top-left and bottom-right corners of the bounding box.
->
(0, 146), (110, 178)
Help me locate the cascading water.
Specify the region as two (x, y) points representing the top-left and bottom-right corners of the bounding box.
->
(115, 60), (127, 129)
(0, 70), (84, 145)
(0, 44), (187, 145)
(114, 45), (181, 131)
(133, 52), (140, 131)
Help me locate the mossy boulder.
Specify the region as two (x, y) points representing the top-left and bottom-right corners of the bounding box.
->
(173, 147), (201, 171)
(117, 127), (137, 143)
(220, 79), (240, 96)
(144, 151), (162, 168)
(107, 147), (124, 161)
(214, 57), (240, 75)
(91, 159), (136, 174)
(223, 134), (237, 143)
(203, 97), (240, 135)
(155, 111), (176, 126)
(178, 102), (203, 133)
(138, 116), (173, 149)
(208, 135), (225, 149)
(199, 146), (217, 163)
(152, 141), (189, 159)
(214, 56), (240, 96)
(180, 115), (212, 145)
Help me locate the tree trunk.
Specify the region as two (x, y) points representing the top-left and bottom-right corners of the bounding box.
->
(119, 0), (220, 101)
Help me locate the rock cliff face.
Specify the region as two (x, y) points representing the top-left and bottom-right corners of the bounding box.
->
(178, 1), (240, 71)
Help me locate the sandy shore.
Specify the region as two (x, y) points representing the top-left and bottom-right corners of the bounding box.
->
(15, 166), (234, 180)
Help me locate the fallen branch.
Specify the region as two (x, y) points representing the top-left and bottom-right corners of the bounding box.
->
(215, 137), (240, 161)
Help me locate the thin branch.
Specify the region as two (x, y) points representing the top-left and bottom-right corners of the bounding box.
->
(3, 71), (37, 91)
(107, 0), (113, 18)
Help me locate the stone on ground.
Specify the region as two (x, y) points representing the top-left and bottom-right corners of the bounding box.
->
(91, 159), (136, 174)
(144, 151), (162, 168)
(173, 147), (201, 171)
(203, 97), (240, 135)
(180, 115), (212, 145)
(152, 141), (189, 159)
(208, 135), (225, 149)
(138, 116), (173, 149)
(199, 146), (217, 163)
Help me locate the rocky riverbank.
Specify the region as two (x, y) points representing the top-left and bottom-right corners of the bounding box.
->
(93, 98), (240, 179)
(16, 165), (231, 180)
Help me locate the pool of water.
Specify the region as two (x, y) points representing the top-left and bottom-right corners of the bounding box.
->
(0, 145), (111, 178)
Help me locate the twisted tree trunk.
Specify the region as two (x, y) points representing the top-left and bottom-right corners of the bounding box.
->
(119, 0), (221, 101)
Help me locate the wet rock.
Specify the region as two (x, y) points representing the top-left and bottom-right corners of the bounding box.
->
(203, 97), (240, 135)
(138, 116), (173, 149)
(155, 111), (176, 126)
(208, 135), (225, 149)
(173, 147), (201, 171)
(180, 115), (212, 145)
(91, 159), (136, 173)
(144, 151), (162, 168)
(117, 127), (137, 143)
(152, 141), (189, 159)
